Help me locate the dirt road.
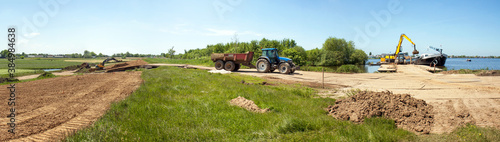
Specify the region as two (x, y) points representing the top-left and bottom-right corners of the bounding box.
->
(0, 71), (142, 141)
(152, 64), (500, 133)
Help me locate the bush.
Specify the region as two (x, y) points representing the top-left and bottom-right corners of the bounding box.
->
(336, 65), (362, 73)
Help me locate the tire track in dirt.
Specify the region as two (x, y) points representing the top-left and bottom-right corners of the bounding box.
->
(0, 71), (142, 141)
(463, 98), (500, 128)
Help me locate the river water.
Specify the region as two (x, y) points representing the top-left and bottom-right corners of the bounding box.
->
(442, 58), (500, 70)
(361, 58), (500, 73)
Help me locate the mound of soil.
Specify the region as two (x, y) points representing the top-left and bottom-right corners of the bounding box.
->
(476, 70), (499, 76)
(105, 60), (148, 72)
(326, 91), (434, 134)
(63, 65), (80, 70)
(230, 96), (269, 113)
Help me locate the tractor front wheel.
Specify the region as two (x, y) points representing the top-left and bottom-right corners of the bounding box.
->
(279, 63), (291, 74)
(256, 59), (270, 73)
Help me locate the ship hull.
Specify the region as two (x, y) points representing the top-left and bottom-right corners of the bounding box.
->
(415, 55), (447, 66)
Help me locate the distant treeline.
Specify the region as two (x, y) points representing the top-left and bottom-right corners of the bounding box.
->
(0, 50), (161, 59)
(175, 37), (368, 66)
(448, 55), (500, 58)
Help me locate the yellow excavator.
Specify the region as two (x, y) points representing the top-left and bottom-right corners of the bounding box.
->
(96, 57), (122, 70)
(381, 34), (419, 63)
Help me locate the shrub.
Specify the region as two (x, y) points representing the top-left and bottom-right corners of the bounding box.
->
(336, 65), (362, 73)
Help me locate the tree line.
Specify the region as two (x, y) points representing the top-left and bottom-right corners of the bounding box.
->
(175, 37), (368, 66)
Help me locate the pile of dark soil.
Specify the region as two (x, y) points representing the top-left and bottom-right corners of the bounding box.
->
(105, 60), (148, 72)
(326, 91), (434, 133)
(63, 65), (80, 70)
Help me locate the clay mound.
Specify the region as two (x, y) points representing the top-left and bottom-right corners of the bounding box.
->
(326, 91), (434, 134)
(230, 96), (269, 113)
(105, 60), (148, 72)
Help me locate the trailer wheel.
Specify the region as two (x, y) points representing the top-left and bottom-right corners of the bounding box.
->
(215, 60), (224, 70)
(256, 59), (270, 73)
(233, 64), (241, 71)
(224, 61), (236, 71)
(279, 63), (291, 74)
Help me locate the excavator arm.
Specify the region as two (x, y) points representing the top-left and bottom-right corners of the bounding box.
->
(395, 34), (419, 56)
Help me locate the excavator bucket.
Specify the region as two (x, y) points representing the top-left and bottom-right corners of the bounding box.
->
(412, 50), (419, 54)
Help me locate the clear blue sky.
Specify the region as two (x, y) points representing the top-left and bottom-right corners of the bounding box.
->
(1, 0), (499, 56)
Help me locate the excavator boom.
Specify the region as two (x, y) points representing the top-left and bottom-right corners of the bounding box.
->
(395, 34), (419, 56)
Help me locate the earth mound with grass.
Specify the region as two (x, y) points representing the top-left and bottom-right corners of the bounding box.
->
(37, 72), (56, 78)
(230, 96), (269, 113)
(476, 70), (499, 76)
(327, 91), (434, 134)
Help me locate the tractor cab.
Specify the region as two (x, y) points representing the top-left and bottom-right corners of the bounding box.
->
(262, 48), (279, 64)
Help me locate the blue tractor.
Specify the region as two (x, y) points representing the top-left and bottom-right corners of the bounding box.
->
(256, 48), (298, 74)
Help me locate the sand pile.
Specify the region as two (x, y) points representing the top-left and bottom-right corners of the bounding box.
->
(326, 91), (434, 133)
(230, 96), (269, 113)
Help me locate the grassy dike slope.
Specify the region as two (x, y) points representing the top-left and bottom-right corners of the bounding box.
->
(65, 66), (413, 141)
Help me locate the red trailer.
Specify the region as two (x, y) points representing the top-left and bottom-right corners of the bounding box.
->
(210, 52), (256, 71)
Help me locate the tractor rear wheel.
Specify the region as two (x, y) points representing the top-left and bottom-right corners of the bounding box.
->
(215, 60), (224, 70)
(256, 59), (270, 73)
(279, 63), (291, 74)
(224, 61), (236, 71)
(233, 64), (241, 71)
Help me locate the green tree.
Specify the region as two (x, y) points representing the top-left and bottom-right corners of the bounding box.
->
(369, 52), (372, 56)
(320, 50), (345, 66)
(98, 53), (103, 57)
(282, 46), (306, 66)
(320, 37), (367, 65)
(168, 46), (176, 58)
(1, 49), (9, 58)
(90, 51), (97, 57)
(83, 50), (91, 58)
(350, 49), (368, 65)
(306, 48), (322, 66)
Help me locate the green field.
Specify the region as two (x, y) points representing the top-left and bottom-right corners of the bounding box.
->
(144, 58), (214, 67)
(64, 66), (499, 141)
(0, 58), (83, 69)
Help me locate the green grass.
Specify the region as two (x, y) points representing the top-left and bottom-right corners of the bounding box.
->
(0, 69), (44, 78)
(65, 66), (416, 141)
(144, 58), (214, 67)
(417, 124), (500, 142)
(0, 58), (83, 69)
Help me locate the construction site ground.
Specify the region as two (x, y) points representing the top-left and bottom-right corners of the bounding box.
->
(0, 71), (142, 141)
(1, 62), (498, 141)
(151, 63), (500, 134)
